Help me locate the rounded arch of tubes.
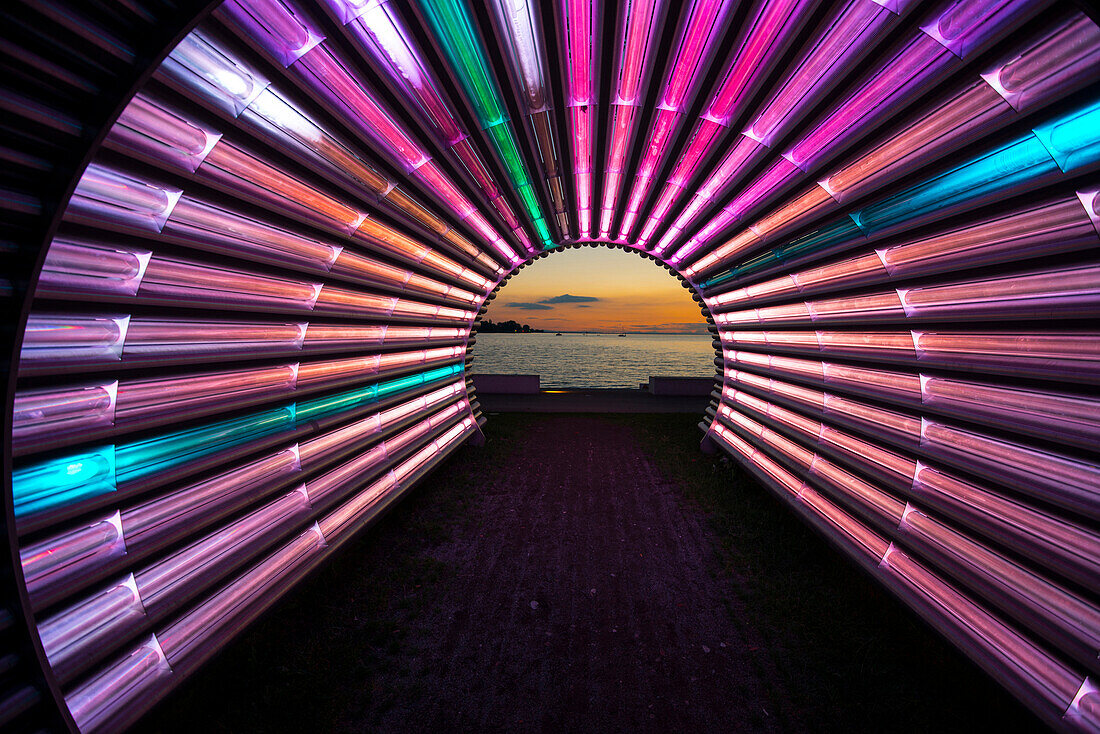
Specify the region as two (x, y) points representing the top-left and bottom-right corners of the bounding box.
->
(1, 0), (1099, 731)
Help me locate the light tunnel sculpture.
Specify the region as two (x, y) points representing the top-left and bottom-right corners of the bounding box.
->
(0, 0), (1098, 730)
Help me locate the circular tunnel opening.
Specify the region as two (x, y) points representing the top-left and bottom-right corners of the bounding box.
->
(472, 245), (715, 389)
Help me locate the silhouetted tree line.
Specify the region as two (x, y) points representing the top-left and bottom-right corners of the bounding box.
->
(478, 318), (543, 333)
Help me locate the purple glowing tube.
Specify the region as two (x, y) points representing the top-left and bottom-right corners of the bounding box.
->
(20, 512), (129, 610)
(164, 197), (342, 274)
(638, 0), (823, 248)
(708, 195), (1100, 302)
(157, 31), (271, 117)
(65, 165), (182, 234)
(562, 0), (595, 237)
(713, 265), (1100, 326)
(106, 95), (222, 172)
(722, 347), (1100, 450)
(725, 370), (1100, 519)
(599, 0), (663, 239)
(65, 633), (174, 734)
(616, 0), (732, 241)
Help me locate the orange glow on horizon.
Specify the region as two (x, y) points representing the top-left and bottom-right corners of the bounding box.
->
(485, 248), (707, 333)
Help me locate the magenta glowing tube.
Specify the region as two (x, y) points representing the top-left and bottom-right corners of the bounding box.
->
(649, 0), (899, 254)
(615, 0), (732, 242)
(562, 0), (595, 237)
(335, 2), (539, 254)
(219, 0), (520, 265)
(598, 0), (663, 239)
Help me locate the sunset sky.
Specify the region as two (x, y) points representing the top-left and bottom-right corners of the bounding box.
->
(483, 247), (708, 333)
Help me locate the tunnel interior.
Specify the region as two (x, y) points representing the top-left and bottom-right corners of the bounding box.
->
(1, 0), (1099, 731)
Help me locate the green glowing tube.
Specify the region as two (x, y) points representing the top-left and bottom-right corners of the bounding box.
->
(417, 0), (552, 247)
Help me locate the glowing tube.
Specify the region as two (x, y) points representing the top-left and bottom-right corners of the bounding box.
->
(647, 0), (895, 252)
(616, 0), (731, 241)
(703, 195), (1099, 297)
(18, 385), (467, 612)
(219, 1), (518, 261)
(562, 0), (594, 236)
(11, 3), (1100, 731)
(417, 0), (553, 248)
(599, 0), (662, 238)
(786, 0), (1047, 173)
(723, 370), (1100, 518)
(490, 0), (570, 234)
(11, 365), (463, 521)
(341, 3), (538, 251)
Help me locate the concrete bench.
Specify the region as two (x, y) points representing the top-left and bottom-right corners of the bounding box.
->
(470, 373), (540, 394)
(647, 376), (715, 396)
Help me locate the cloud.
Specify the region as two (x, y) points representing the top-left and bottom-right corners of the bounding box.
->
(540, 294), (599, 304)
(505, 301), (553, 310)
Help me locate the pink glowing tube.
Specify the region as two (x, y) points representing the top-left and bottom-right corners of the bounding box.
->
(156, 31), (270, 117)
(634, 0), (814, 246)
(720, 397), (1100, 589)
(562, 0), (594, 236)
(154, 524), (327, 677)
(655, 137), (760, 256)
(616, 0), (731, 241)
(65, 164), (182, 234)
(715, 195), (1100, 302)
(743, 0), (902, 148)
(220, 0), (516, 262)
(21, 511), (131, 610)
(598, 0), (663, 238)
(648, 0), (888, 253)
(197, 142), (367, 235)
(823, 14), (1100, 206)
(15, 315), (156, 373)
(785, 0), (1047, 174)
(337, 4), (535, 253)
(105, 95), (222, 172)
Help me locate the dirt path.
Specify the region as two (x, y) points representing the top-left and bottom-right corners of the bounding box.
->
(343, 414), (793, 733)
(139, 412), (1035, 733)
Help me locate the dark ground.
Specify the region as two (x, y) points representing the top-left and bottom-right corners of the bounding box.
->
(137, 413), (1039, 733)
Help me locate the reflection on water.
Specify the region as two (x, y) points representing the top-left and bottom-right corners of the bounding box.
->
(469, 332), (717, 389)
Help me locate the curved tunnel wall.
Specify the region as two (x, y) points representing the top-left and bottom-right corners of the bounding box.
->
(1, 0), (1099, 730)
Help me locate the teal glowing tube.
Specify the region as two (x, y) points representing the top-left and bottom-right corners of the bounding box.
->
(11, 365), (464, 519)
(417, 0), (553, 247)
(702, 219), (862, 288)
(12, 448), (118, 518)
(850, 99), (1100, 236)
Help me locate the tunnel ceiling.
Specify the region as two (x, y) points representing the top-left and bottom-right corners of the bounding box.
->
(2, 0), (1100, 731)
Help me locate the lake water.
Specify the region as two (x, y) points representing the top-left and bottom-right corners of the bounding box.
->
(468, 332), (718, 389)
